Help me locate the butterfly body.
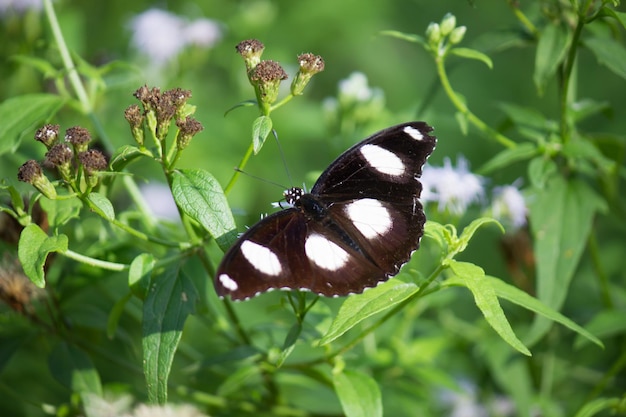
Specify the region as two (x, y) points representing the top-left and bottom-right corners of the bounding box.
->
(216, 122), (436, 300)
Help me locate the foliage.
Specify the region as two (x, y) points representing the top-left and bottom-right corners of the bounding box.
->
(0, 1), (625, 416)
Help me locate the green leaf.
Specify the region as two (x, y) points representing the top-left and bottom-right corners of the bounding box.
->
(334, 370), (382, 417)
(449, 47), (493, 69)
(39, 197), (81, 228)
(171, 169), (237, 251)
(224, 99), (257, 117)
(497, 102), (557, 132)
(486, 276), (602, 348)
(320, 280), (418, 345)
(534, 22), (570, 94)
(129, 253), (155, 300)
(574, 397), (623, 417)
(454, 111), (469, 135)
(526, 176), (607, 345)
(574, 310), (624, 349)
(0, 94), (65, 155)
(454, 217), (503, 257)
(143, 263), (197, 404)
(18, 224), (68, 288)
(48, 342), (102, 395)
(563, 136), (617, 175)
(446, 261), (531, 356)
(477, 142), (538, 175)
(87, 193), (115, 220)
(599, 7), (626, 29)
(380, 30), (426, 45)
(585, 36), (626, 80)
(107, 292), (132, 339)
(252, 115), (273, 154)
(528, 156), (557, 189)
(109, 144), (153, 172)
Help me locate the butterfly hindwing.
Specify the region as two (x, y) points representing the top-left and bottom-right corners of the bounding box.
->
(216, 122), (437, 300)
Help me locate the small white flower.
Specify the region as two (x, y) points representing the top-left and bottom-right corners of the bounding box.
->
(339, 72), (373, 102)
(491, 183), (528, 230)
(0, 0), (42, 15)
(421, 156), (485, 216)
(129, 9), (221, 66)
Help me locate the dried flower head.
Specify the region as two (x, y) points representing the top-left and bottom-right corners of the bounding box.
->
(249, 60), (288, 110)
(34, 124), (59, 149)
(17, 160), (57, 199)
(175, 116), (203, 150)
(291, 53), (325, 96)
(125, 104), (145, 146)
(44, 143), (74, 181)
(65, 126), (92, 153)
(236, 39), (265, 70)
(78, 149), (108, 175)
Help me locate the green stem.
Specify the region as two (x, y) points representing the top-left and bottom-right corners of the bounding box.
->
(587, 232), (613, 309)
(270, 94), (295, 112)
(436, 55), (517, 149)
(559, 16), (585, 145)
(224, 142), (255, 195)
(81, 195), (188, 249)
(508, 1), (539, 38)
(63, 249), (128, 271)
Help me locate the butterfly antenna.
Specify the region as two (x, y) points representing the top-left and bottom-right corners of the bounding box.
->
(233, 168), (287, 190)
(272, 129), (294, 187)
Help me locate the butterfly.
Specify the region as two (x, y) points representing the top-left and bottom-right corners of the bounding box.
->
(215, 122), (436, 300)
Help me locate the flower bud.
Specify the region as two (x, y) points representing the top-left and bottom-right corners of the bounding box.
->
(449, 26), (467, 45)
(236, 39), (265, 71)
(34, 124), (59, 149)
(426, 22), (441, 46)
(291, 53), (325, 96)
(440, 13), (456, 36)
(17, 160), (57, 199)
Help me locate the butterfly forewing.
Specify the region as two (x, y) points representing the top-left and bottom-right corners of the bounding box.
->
(215, 122), (436, 300)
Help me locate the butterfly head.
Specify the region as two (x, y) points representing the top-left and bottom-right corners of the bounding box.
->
(284, 187), (304, 205)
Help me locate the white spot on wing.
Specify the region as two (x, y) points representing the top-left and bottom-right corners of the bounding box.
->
(219, 273), (238, 291)
(403, 125), (423, 140)
(241, 240), (282, 276)
(359, 144), (405, 176)
(345, 199), (392, 239)
(305, 234), (349, 270)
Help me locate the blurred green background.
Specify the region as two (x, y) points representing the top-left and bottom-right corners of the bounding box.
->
(1, 1), (625, 415)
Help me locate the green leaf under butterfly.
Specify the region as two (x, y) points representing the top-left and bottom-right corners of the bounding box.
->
(446, 260), (531, 356)
(320, 280), (418, 345)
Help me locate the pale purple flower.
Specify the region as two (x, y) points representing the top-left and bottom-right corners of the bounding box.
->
(183, 19), (222, 47)
(491, 183), (528, 230)
(129, 9), (221, 66)
(140, 183), (179, 221)
(0, 0), (42, 15)
(421, 156), (485, 215)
